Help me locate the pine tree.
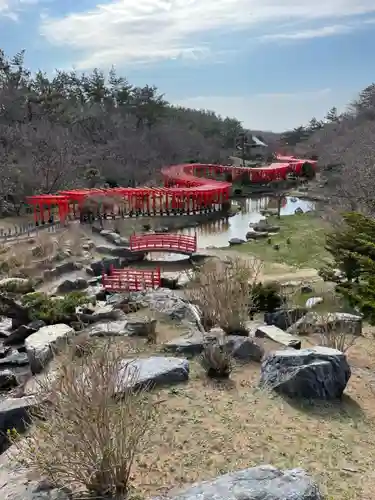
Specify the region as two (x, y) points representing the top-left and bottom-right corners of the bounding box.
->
(321, 212), (375, 323)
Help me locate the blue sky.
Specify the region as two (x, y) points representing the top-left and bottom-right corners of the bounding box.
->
(1, 0), (375, 131)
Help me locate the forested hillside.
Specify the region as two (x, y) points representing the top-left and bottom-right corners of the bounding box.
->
(280, 85), (375, 215)
(0, 49), (248, 215)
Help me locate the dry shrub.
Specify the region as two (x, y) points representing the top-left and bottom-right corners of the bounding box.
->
(199, 340), (232, 378)
(318, 312), (359, 352)
(9, 340), (160, 498)
(186, 257), (261, 333)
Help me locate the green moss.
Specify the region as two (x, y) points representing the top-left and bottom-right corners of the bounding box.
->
(21, 291), (95, 324)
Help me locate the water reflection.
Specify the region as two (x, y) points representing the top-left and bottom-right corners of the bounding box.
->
(180, 195), (314, 249)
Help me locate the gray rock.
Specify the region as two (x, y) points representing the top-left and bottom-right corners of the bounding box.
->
(130, 289), (201, 326)
(246, 231), (269, 240)
(86, 320), (128, 337)
(0, 369), (18, 389)
(301, 284), (314, 293)
(77, 304), (122, 323)
(0, 396), (39, 453)
(25, 324), (74, 374)
(157, 465), (322, 500)
(126, 319), (157, 337)
(0, 351), (29, 367)
(0, 446), (72, 499)
(255, 324), (301, 349)
(0, 316), (12, 338)
(228, 238), (245, 246)
(265, 308), (307, 331)
(57, 277), (88, 293)
(115, 356), (189, 393)
(259, 346), (351, 399)
(164, 332), (213, 355)
(305, 297), (323, 309)
(288, 311), (362, 336)
(0, 345), (11, 357)
(54, 261), (82, 275)
(225, 335), (264, 361)
(90, 257), (121, 276)
(253, 223), (280, 233)
(3, 324), (38, 346)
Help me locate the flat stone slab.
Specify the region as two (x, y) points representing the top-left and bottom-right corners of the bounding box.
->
(255, 324), (301, 349)
(156, 465), (322, 500)
(86, 320), (128, 337)
(25, 324), (74, 374)
(115, 356), (189, 394)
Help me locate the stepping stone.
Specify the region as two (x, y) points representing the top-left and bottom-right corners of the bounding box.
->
(255, 324), (301, 349)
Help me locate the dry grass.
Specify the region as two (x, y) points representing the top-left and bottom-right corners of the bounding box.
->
(185, 257), (261, 333)
(0, 225), (91, 277)
(14, 311), (375, 500)
(10, 339), (160, 498)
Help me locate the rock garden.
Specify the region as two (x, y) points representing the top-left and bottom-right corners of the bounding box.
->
(0, 225), (374, 500)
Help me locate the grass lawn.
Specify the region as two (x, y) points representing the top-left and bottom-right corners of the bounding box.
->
(29, 310), (375, 500)
(231, 213), (331, 269)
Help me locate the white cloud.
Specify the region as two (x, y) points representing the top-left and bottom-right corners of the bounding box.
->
(173, 88), (357, 131)
(0, 0), (40, 19)
(40, 0), (375, 67)
(260, 24), (355, 40)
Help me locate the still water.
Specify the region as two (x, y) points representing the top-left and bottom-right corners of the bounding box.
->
(147, 196), (314, 261)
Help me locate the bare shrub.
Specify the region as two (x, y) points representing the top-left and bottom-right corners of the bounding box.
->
(186, 257), (261, 333)
(199, 340), (233, 378)
(9, 340), (160, 498)
(318, 313), (358, 352)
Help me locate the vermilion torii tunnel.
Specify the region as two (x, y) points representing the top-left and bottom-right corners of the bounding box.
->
(26, 156), (316, 225)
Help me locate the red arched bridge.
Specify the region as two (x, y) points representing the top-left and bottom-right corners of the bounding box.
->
(25, 155), (317, 225)
(102, 266), (161, 292)
(129, 233), (197, 255)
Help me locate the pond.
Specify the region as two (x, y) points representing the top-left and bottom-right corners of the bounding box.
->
(147, 195), (314, 261)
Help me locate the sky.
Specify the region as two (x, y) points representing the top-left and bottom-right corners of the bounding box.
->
(1, 1), (375, 131)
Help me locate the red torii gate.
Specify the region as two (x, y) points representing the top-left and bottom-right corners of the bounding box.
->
(25, 158), (316, 224)
(25, 195), (70, 225)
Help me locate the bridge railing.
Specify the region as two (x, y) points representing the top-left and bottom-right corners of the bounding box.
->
(129, 233), (197, 253)
(102, 266), (161, 292)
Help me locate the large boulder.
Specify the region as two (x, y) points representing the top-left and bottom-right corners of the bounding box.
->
(259, 346), (351, 399)
(156, 465), (322, 500)
(264, 307), (307, 331)
(288, 311), (362, 336)
(115, 356), (189, 394)
(25, 324), (75, 374)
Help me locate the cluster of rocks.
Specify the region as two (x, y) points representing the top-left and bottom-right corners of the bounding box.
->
(228, 219), (281, 247)
(0, 280), (345, 499)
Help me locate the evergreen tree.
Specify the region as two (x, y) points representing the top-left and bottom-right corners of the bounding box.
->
(321, 212), (375, 323)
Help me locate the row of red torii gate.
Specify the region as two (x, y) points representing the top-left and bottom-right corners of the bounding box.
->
(26, 156), (316, 225)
